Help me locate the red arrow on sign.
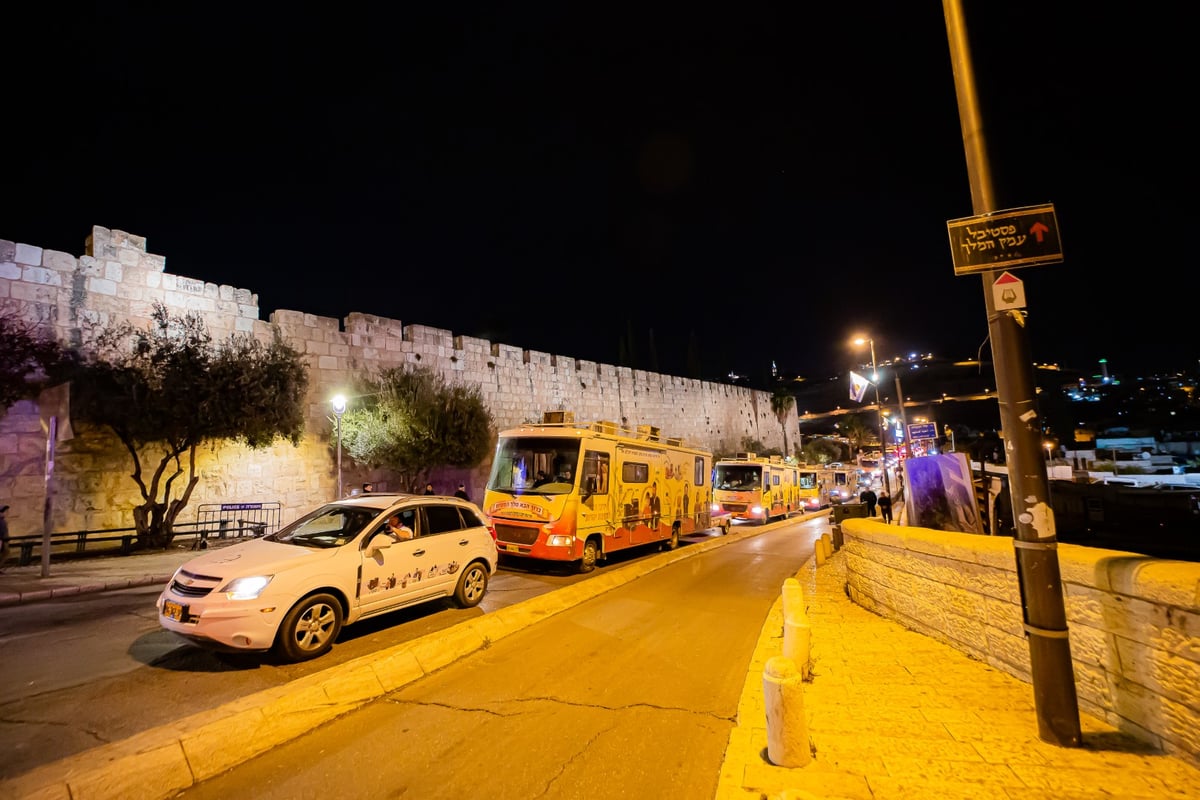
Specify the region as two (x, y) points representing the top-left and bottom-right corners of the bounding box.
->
(1029, 221), (1049, 242)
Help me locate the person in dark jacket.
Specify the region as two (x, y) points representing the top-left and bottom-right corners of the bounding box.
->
(454, 483), (470, 501)
(860, 487), (878, 517)
(877, 491), (893, 523)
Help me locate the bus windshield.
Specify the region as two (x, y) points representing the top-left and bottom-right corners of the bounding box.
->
(487, 437), (583, 496)
(715, 464), (763, 491)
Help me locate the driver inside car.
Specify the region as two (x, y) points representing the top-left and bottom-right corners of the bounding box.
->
(385, 514), (414, 541)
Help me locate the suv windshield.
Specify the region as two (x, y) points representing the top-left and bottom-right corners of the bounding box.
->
(266, 506), (379, 548)
(487, 437), (582, 496)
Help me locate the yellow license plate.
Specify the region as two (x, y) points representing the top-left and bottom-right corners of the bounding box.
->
(163, 600), (186, 621)
(505, 544), (520, 553)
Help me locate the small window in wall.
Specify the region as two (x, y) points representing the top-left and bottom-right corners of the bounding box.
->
(623, 461), (649, 483)
(693, 457), (705, 486)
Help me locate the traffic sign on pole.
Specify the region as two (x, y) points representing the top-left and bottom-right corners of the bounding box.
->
(993, 271), (1026, 311)
(907, 422), (937, 441)
(947, 203), (1063, 275)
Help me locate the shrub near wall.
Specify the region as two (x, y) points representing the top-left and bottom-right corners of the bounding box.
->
(840, 518), (1200, 768)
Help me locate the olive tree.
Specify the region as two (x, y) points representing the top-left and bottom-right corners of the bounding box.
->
(338, 366), (493, 491)
(0, 306), (70, 413)
(67, 303), (309, 548)
(800, 436), (845, 465)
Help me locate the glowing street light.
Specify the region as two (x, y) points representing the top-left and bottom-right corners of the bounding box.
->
(332, 394), (347, 499)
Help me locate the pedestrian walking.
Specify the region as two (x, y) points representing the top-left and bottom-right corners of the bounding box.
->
(860, 487), (878, 517)
(0, 505), (10, 573)
(878, 491), (893, 524)
(454, 483), (470, 501)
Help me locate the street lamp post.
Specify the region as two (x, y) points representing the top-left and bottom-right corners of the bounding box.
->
(332, 394), (347, 499)
(854, 337), (891, 497)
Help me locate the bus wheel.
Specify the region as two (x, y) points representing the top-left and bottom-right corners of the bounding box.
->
(578, 538), (599, 573)
(661, 526), (680, 551)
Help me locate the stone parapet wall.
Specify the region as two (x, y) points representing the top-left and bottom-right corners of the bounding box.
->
(0, 227), (792, 535)
(840, 518), (1200, 768)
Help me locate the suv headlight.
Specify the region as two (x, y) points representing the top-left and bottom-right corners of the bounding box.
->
(219, 575), (274, 600)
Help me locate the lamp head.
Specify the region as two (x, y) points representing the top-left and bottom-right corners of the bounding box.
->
(332, 394), (347, 416)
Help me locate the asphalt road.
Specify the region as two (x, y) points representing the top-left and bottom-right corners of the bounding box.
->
(0, 519), (823, 782)
(172, 518), (823, 800)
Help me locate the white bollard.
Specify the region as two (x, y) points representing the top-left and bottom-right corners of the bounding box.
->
(782, 577), (806, 623)
(763, 655), (812, 767)
(782, 617), (811, 678)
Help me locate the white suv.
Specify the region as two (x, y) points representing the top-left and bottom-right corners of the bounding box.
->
(157, 493), (498, 662)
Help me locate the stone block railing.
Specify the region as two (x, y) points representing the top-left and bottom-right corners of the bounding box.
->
(840, 518), (1200, 767)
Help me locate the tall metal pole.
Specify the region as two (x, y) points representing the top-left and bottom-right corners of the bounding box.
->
(332, 394), (347, 500)
(868, 340), (892, 497)
(894, 373), (911, 459)
(943, 0), (1080, 746)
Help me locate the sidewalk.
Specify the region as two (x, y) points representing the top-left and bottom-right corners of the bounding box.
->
(0, 545), (202, 607)
(715, 551), (1200, 800)
(3, 538), (1200, 799)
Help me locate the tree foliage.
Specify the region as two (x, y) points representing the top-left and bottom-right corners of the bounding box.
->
(67, 303), (309, 548)
(338, 366), (493, 492)
(800, 436), (846, 464)
(770, 386), (795, 457)
(839, 414), (874, 458)
(0, 307), (71, 413)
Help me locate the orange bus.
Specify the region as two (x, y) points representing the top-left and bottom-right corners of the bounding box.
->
(712, 454), (801, 524)
(483, 412), (716, 573)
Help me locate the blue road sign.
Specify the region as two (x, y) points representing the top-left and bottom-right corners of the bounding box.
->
(907, 422), (938, 441)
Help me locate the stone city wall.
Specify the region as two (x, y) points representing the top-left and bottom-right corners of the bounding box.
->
(0, 226), (793, 536)
(840, 518), (1200, 768)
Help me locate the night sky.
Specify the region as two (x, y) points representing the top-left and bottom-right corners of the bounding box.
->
(3, 4), (1191, 383)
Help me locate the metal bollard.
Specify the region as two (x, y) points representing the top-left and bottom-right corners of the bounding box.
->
(830, 522), (844, 550)
(763, 656), (812, 767)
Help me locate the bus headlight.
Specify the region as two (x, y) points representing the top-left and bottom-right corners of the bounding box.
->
(545, 534), (574, 547)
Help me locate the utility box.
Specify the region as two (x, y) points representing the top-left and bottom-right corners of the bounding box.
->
(831, 503), (869, 524)
(636, 424), (661, 441)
